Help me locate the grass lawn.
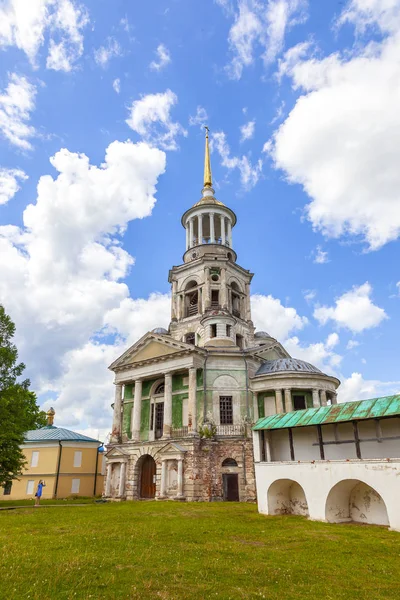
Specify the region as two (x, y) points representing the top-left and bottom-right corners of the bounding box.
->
(1, 502), (399, 600)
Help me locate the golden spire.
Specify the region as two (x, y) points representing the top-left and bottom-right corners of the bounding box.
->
(203, 126), (212, 188)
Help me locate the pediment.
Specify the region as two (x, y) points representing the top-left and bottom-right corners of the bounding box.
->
(250, 342), (290, 361)
(109, 332), (202, 371)
(105, 446), (129, 459)
(159, 442), (187, 457)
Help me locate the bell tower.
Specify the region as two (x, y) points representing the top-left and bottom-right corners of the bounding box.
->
(168, 127), (255, 349)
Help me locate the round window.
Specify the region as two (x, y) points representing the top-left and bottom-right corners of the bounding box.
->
(211, 274), (219, 282)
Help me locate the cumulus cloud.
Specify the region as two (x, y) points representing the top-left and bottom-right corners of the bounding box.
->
(0, 167), (28, 204)
(212, 130), (263, 189)
(0, 73), (36, 150)
(0, 140), (166, 434)
(268, 4), (400, 250)
(338, 372), (400, 404)
(189, 106), (209, 127)
(314, 282), (387, 333)
(0, 0), (89, 71)
(251, 293), (308, 340)
(240, 119), (255, 142)
(149, 43), (171, 71)
(126, 89), (187, 151)
(219, 0), (308, 79)
(285, 334), (342, 373)
(94, 37), (122, 68)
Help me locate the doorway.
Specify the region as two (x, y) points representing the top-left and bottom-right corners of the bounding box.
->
(223, 473), (239, 501)
(140, 455), (156, 498)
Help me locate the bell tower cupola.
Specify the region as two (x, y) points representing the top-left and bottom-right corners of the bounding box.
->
(181, 127), (237, 264)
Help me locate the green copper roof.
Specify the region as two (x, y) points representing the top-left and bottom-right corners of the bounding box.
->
(253, 394), (400, 431)
(24, 425), (101, 443)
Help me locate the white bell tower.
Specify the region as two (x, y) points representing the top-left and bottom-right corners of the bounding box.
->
(168, 128), (255, 349)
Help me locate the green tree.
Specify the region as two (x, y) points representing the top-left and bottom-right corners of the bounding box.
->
(0, 305), (46, 487)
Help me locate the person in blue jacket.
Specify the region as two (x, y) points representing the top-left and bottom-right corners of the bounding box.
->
(34, 480), (45, 506)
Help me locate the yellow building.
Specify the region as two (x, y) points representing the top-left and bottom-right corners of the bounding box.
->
(3, 409), (105, 500)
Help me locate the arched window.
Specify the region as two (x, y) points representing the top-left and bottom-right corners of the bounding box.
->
(185, 280), (199, 317)
(154, 383), (165, 395)
(222, 458), (238, 467)
(231, 282), (241, 318)
(186, 332), (195, 345)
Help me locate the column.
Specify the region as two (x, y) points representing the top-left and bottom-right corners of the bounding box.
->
(253, 392), (259, 423)
(265, 431), (272, 462)
(185, 223), (189, 250)
(275, 389), (284, 414)
(220, 267), (227, 308)
(177, 458), (184, 497)
(118, 462), (126, 497)
(210, 212), (215, 243)
(220, 215), (226, 245)
(171, 280), (177, 321)
(312, 388), (320, 408)
(227, 219), (232, 247)
(189, 218), (194, 248)
(105, 463), (112, 496)
(198, 214), (203, 245)
(132, 379), (143, 442)
(331, 391), (338, 405)
(188, 367), (197, 434)
(245, 283), (251, 321)
(204, 267), (211, 310)
(284, 388), (293, 413)
(320, 389), (327, 407)
(110, 383), (123, 443)
(178, 294), (183, 320)
(160, 459), (167, 497)
(163, 372), (173, 438)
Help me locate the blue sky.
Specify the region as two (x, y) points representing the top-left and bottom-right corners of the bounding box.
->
(1, 0), (399, 438)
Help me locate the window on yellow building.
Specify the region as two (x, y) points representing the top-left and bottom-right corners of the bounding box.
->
(73, 451), (82, 467)
(3, 482), (12, 495)
(31, 451), (39, 467)
(26, 480), (34, 495)
(71, 479), (80, 493)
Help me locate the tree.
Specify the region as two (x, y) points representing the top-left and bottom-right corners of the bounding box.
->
(0, 305), (46, 487)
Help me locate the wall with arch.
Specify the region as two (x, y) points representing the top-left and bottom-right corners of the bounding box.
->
(254, 459), (400, 531)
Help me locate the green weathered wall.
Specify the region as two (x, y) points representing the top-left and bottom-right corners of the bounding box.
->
(124, 385), (133, 399)
(172, 394), (186, 428)
(122, 401), (132, 438)
(140, 399), (150, 440)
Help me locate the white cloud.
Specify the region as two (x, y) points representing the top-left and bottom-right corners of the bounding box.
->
(240, 119), (255, 142)
(94, 37), (122, 69)
(251, 293), (308, 340)
(346, 339), (360, 350)
(285, 334), (342, 373)
(126, 89), (187, 151)
(313, 245), (329, 264)
(338, 372), (400, 404)
(220, 0), (308, 79)
(303, 289), (316, 303)
(0, 140), (166, 386)
(314, 282), (387, 333)
(112, 78), (120, 94)
(326, 332), (339, 349)
(189, 106), (208, 127)
(0, 167), (27, 205)
(268, 9), (400, 250)
(0, 0), (89, 71)
(212, 130), (263, 189)
(149, 43), (171, 71)
(396, 281), (400, 296)
(0, 73), (36, 150)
